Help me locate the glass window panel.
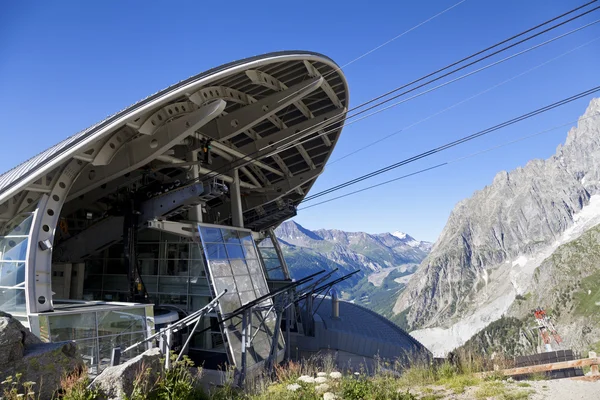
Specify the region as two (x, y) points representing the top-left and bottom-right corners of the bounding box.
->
(219, 293), (241, 314)
(0, 236), (28, 262)
(97, 308), (145, 337)
(38, 315), (50, 342)
(213, 277), (237, 294)
(189, 244), (207, 279)
(242, 242), (257, 259)
(246, 260), (261, 276)
(189, 280), (210, 295)
(76, 339), (99, 373)
(99, 332), (145, 370)
(1, 214), (33, 237)
(166, 243), (189, 259)
(221, 229), (241, 245)
(204, 243), (227, 260)
(238, 231), (253, 243)
(209, 260), (231, 278)
(139, 259), (158, 275)
(266, 268), (286, 281)
(225, 244), (244, 259)
(107, 243), (124, 258)
(229, 260), (247, 276)
(84, 275), (103, 291)
(159, 294), (188, 307)
(105, 259), (125, 275)
(225, 315), (243, 333)
(0, 288), (25, 313)
(253, 277), (269, 297)
(253, 336), (272, 361)
(160, 259), (189, 276)
(234, 275), (253, 293)
(86, 259), (104, 274)
(48, 313), (97, 341)
(137, 243), (160, 259)
(200, 227), (223, 243)
(140, 276), (158, 293)
(0, 262), (25, 286)
(239, 290), (255, 305)
(189, 259), (206, 278)
(158, 276), (188, 293)
(102, 275), (128, 291)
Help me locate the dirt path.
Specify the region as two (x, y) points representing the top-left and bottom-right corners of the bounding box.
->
(412, 379), (600, 399)
(527, 379), (600, 400)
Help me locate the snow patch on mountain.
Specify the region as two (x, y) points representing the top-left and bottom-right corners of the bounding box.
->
(411, 194), (600, 355)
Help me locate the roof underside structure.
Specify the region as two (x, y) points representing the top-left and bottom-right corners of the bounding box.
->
(0, 51), (349, 237)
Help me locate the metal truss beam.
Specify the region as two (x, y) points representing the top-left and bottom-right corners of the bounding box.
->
(194, 77), (323, 141)
(239, 108), (346, 157)
(146, 219), (198, 238)
(246, 69), (332, 147)
(304, 61), (343, 108)
(68, 99), (226, 199)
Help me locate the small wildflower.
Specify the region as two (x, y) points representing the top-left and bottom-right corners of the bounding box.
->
(323, 392), (337, 400)
(317, 372), (327, 377)
(315, 376), (328, 383)
(287, 383), (301, 392)
(315, 383), (330, 392)
(329, 371), (342, 379)
(298, 375), (315, 383)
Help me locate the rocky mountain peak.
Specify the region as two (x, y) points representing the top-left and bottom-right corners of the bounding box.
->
(393, 98), (600, 338)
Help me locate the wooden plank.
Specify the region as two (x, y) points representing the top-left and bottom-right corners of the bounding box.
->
(571, 375), (600, 382)
(475, 357), (600, 378)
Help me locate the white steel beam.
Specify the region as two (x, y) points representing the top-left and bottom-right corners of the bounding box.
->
(246, 70), (331, 147)
(68, 99), (226, 199)
(303, 61), (343, 108)
(194, 77), (323, 141)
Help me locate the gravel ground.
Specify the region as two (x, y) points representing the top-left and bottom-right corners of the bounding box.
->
(527, 379), (600, 400)
(410, 379), (600, 399)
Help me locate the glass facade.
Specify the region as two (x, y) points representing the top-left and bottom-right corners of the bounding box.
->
(83, 230), (212, 311)
(198, 225), (284, 368)
(36, 304), (154, 374)
(256, 237), (287, 280)
(82, 229), (224, 353)
(0, 213), (34, 314)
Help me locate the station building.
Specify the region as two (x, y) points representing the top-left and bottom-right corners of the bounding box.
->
(0, 51), (428, 376)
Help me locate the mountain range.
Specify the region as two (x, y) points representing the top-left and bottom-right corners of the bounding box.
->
(393, 98), (600, 355)
(274, 221), (432, 315)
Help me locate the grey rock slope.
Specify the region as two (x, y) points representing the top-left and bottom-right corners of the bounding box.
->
(394, 98), (600, 331)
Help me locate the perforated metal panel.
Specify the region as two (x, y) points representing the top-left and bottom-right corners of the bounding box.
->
(197, 224), (283, 368)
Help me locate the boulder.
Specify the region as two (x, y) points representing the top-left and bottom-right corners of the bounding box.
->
(90, 347), (163, 400)
(0, 312), (83, 400)
(0, 311), (42, 369)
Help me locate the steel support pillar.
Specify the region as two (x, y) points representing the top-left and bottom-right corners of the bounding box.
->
(187, 150), (203, 223)
(239, 308), (252, 387)
(231, 168), (243, 228)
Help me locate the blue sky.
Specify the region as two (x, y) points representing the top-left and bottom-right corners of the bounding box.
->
(1, 0), (599, 242)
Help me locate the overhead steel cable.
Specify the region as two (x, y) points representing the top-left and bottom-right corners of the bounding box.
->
(273, 11), (600, 153)
(277, 0), (469, 104)
(326, 35), (600, 166)
(298, 112), (600, 211)
(171, 2), (599, 191)
(300, 85), (600, 204)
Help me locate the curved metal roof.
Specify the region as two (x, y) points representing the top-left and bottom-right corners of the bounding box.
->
(0, 51), (349, 228)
